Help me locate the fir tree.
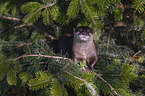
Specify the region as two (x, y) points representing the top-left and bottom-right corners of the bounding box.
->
(0, 0), (145, 96)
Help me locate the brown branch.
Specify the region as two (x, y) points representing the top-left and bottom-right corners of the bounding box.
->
(17, 43), (32, 47)
(14, 54), (71, 61)
(95, 73), (120, 96)
(63, 70), (87, 84)
(28, 79), (50, 87)
(133, 50), (142, 58)
(56, 62), (71, 76)
(108, 44), (126, 59)
(141, 68), (145, 71)
(14, 24), (27, 29)
(0, 15), (21, 21)
(107, 31), (111, 50)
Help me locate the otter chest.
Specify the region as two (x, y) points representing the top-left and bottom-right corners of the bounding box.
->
(73, 42), (96, 61)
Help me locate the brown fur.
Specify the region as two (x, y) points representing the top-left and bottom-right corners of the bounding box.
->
(72, 26), (99, 70)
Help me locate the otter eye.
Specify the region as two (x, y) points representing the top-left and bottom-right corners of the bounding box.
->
(78, 28), (83, 32)
(89, 33), (92, 35)
(82, 32), (88, 35)
(76, 31), (80, 34)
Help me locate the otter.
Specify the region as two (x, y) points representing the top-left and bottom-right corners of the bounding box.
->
(72, 26), (99, 70)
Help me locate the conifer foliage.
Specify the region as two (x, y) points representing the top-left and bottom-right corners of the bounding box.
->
(1, 0), (145, 96)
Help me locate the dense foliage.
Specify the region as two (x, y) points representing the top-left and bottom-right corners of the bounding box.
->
(1, 0), (145, 96)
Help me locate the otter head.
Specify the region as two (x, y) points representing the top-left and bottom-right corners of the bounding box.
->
(73, 26), (94, 42)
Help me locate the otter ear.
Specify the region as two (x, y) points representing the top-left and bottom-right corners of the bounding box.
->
(92, 29), (95, 34)
(87, 28), (94, 34)
(73, 28), (76, 32)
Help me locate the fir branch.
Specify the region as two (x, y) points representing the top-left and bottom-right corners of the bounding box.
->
(133, 50), (142, 57)
(95, 73), (120, 96)
(42, 8), (50, 25)
(0, 24), (31, 37)
(23, 3), (55, 24)
(56, 62), (71, 76)
(108, 43), (126, 59)
(50, 79), (68, 96)
(17, 43), (33, 47)
(0, 64), (8, 81)
(14, 54), (71, 61)
(6, 67), (17, 85)
(0, 15), (21, 21)
(23, 9), (41, 24)
(85, 83), (98, 96)
(67, 0), (80, 19)
(63, 70), (87, 84)
(19, 72), (30, 83)
(82, 0), (97, 25)
(64, 70), (98, 95)
(48, 35), (57, 40)
(28, 79), (50, 87)
(28, 71), (52, 90)
(14, 24), (27, 29)
(136, 1), (145, 13)
(107, 31), (111, 50)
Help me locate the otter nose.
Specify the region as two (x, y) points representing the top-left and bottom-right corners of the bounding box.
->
(82, 32), (88, 35)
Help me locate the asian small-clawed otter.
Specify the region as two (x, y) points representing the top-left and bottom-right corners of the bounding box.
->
(72, 26), (99, 70)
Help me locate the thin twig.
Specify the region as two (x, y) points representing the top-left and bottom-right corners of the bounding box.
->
(17, 43), (33, 47)
(56, 62), (71, 76)
(132, 50), (142, 58)
(95, 73), (120, 96)
(63, 70), (87, 84)
(28, 79), (50, 87)
(0, 15), (21, 21)
(107, 31), (111, 50)
(108, 44), (126, 59)
(14, 54), (71, 61)
(14, 24), (26, 29)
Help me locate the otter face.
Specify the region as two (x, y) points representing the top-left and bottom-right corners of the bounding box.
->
(73, 26), (94, 42)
